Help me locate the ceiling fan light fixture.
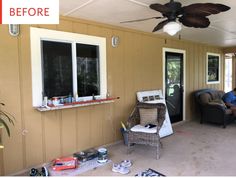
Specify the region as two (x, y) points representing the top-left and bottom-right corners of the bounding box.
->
(163, 21), (182, 36)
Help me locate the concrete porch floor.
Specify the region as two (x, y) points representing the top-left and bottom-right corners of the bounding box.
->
(80, 121), (236, 176)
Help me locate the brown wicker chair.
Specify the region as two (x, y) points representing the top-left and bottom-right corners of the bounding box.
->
(127, 102), (166, 159)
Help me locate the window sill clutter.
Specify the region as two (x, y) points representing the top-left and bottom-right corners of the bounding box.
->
(35, 97), (119, 112)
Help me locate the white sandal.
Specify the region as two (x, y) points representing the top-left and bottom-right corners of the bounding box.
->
(120, 160), (132, 168)
(112, 163), (130, 174)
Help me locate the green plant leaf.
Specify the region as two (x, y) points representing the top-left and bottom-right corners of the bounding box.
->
(0, 102), (15, 137)
(0, 117), (10, 137)
(0, 110), (15, 125)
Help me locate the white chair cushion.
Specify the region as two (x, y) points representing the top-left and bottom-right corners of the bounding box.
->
(130, 124), (157, 133)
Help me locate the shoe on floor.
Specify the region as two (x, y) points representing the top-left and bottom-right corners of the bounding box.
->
(29, 168), (39, 176)
(41, 166), (49, 176)
(112, 163), (130, 174)
(29, 167), (48, 176)
(120, 160), (132, 168)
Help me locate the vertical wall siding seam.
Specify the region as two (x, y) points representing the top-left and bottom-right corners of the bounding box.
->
(199, 46), (203, 89)
(203, 47), (206, 89)
(59, 110), (63, 156)
(192, 45), (195, 91)
(41, 113), (46, 162)
(195, 44), (198, 90)
(110, 29), (116, 140)
(75, 109), (79, 151)
(102, 106), (105, 146)
(120, 30), (126, 140)
(17, 33), (27, 170)
(187, 44), (191, 119)
(88, 108), (92, 148)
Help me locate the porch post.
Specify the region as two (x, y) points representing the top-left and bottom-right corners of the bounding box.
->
(232, 56), (236, 89)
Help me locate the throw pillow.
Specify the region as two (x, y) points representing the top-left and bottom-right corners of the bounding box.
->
(139, 108), (158, 126)
(149, 96), (154, 101)
(209, 99), (227, 109)
(142, 96), (149, 102)
(154, 95), (160, 100)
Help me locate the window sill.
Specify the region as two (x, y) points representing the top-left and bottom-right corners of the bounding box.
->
(35, 97), (119, 112)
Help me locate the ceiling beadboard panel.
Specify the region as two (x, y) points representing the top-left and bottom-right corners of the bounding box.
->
(60, 0), (94, 15)
(68, 0), (159, 24)
(180, 26), (236, 46)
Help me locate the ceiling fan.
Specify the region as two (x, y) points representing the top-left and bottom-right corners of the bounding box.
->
(121, 0), (230, 36)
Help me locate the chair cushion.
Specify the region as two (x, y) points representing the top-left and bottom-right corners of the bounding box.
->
(210, 90), (225, 100)
(199, 93), (211, 104)
(226, 109), (233, 115)
(130, 124), (157, 133)
(139, 108), (157, 126)
(209, 99), (227, 109)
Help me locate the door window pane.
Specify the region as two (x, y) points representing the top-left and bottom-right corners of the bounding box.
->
(42, 41), (73, 98)
(76, 43), (100, 97)
(165, 52), (183, 123)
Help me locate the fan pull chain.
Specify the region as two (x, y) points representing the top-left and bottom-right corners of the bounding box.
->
(179, 34), (181, 40)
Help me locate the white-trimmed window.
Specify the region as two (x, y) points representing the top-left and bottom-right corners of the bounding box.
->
(30, 27), (107, 107)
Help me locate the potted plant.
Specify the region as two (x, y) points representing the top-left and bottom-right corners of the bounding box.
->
(0, 102), (14, 137)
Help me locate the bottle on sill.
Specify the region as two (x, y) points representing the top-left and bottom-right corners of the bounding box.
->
(106, 92), (110, 99)
(43, 96), (48, 106)
(92, 94), (96, 100)
(68, 93), (72, 103)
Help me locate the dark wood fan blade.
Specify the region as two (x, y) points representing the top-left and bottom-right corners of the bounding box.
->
(182, 3), (230, 16)
(150, 3), (171, 14)
(120, 17), (163, 23)
(152, 20), (169, 32)
(179, 15), (210, 28)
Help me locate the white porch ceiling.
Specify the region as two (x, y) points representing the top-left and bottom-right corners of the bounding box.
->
(60, 0), (236, 47)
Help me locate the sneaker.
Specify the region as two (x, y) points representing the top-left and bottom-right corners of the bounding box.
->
(112, 163), (130, 174)
(120, 160), (132, 168)
(29, 167), (49, 176)
(29, 168), (39, 176)
(41, 166), (49, 176)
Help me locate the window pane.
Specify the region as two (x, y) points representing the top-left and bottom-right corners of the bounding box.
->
(76, 43), (100, 97)
(42, 41), (73, 98)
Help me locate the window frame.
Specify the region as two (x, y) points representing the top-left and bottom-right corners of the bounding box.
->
(206, 52), (221, 84)
(30, 27), (107, 107)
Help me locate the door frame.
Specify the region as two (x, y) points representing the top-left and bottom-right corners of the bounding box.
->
(163, 48), (186, 122)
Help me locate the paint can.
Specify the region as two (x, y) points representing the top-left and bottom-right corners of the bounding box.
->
(97, 148), (108, 163)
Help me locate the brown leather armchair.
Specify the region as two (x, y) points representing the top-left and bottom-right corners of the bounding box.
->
(194, 89), (235, 128)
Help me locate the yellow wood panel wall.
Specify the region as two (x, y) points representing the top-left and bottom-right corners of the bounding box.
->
(0, 17), (223, 175)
